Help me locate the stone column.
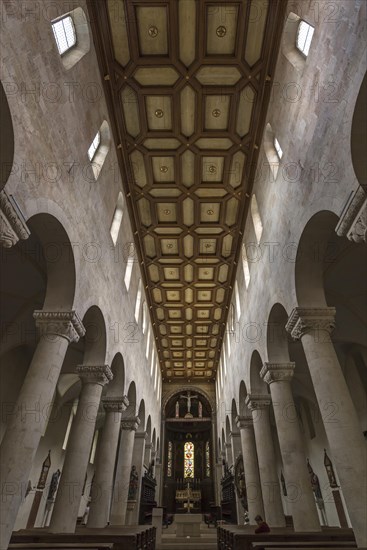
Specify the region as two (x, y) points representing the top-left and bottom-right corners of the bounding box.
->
(154, 458), (162, 506)
(225, 442), (233, 468)
(87, 395), (129, 528)
(128, 431), (147, 525)
(235, 416), (265, 524)
(260, 362), (320, 531)
(245, 395), (285, 527)
(286, 308), (367, 547)
(0, 311), (84, 550)
(230, 431), (243, 524)
(49, 365), (112, 533)
(144, 442), (152, 468)
(0, 189), (30, 247)
(109, 416), (140, 525)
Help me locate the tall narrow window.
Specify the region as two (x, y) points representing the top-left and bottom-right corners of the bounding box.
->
(167, 441), (173, 477)
(142, 301), (148, 334)
(88, 130), (101, 162)
(242, 244), (251, 288)
(146, 326), (151, 359)
(52, 15), (76, 55)
(274, 137), (283, 160)
(150, 347), (155, 376)
(124, 243), (135, 290)
(110, 192), (124, 246)
(135, 279), (143, 323)
(250, 195), (263, 244)
(296, 21), (315, 57)
(234, 281), (241, 319)
(184, 441), (194, 478)
(205, 441), (211, 477)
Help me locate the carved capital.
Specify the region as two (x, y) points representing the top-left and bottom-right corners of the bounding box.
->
(76, 365), (113, 386)
(336, 186), (367, 243)
(285, 307), (336, 340)
(121, 416), (140, 431)
(135, 431), (148, 440)
(235, 415), (253, 430)
(245, 394), (271, 411)
(103, 395), (128, 413)
(260, 362), (295, 384)
(145, 442), (153, 450)
(0, 190), (30, 248)
(229, 431), (240, 440)
(33, 310), (85, 343)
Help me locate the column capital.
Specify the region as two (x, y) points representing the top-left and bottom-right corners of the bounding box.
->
(34, 310), (86, 342)
(235, 415), (253, 430)
(335, 186), (367, 243)
(245, 394), (271, 411)
(285, 307), (336, 340)
(135, 431), (148, 440)
(76, 365), (113, 386)
(121, 416), (140, 431)
(229, 430), (240, 440)
(260, 362), (295, 384)
(145, 442), (153, 450)
(0, 190), (30, 248)
(102, 395), (129, 412)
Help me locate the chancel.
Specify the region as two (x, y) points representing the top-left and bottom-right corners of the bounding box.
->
(0, 1), (366, 550)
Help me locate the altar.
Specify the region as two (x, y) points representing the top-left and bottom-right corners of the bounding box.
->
(174, 513), (202, 537)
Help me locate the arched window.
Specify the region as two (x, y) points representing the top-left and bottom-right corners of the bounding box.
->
(242, 243), (251, 288)
(184, 441), (194, 478)
(274, 137), (283, 160)
(110, 192), (124, 245)
(146, 326), (151, 359)
(250, 195), (263, 243)
(51, 8), (90, 70)
(134, 278), (143, 322)
(282, 12), (315, 70)
(264, 123), (281, 180)
(142, 301), (148, 334)
(296, 21), (315, 57)
(150, 347), (155, 376)
(52, 15), (76, 55)
(124, 243), (136, 290)
(234, 281), (241, 319)
(229, 302), (236, 333)
(88, 121), (111, 180)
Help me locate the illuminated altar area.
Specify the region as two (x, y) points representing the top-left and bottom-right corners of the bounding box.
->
(162, 389), (216, 515)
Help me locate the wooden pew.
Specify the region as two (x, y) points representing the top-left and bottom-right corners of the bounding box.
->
(10, 525), (156, 550)
(217, 526), (356, 550)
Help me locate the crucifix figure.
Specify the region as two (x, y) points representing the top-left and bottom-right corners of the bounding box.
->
(180, 390), (198, 417)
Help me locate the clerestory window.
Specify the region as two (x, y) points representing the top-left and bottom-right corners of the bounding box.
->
(52, 15), (76, 55)
(88, 130), (101, 162)
(296, 21), (315, 57)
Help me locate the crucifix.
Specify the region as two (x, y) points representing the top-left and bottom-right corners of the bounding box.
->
(180, 390), (198, 417)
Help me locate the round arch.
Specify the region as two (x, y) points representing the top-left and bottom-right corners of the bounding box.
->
(106, 352), (125, 397)
(249, 350), (268, 395)
(162, 385), (215, 415)
(267, 303), (291, 362)
(351, 71), (367, 188)
(0, 80), (14, 190)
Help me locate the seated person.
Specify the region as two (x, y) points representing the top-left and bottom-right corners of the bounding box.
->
(254, 515), (270, 533)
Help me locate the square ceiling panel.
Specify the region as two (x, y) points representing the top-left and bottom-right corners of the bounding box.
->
(91, 0), (287, 382)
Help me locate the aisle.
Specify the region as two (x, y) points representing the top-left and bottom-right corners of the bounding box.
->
(158, 521), (217, 550)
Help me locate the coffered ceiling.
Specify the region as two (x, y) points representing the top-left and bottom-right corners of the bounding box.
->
(88, 0), (287, 382)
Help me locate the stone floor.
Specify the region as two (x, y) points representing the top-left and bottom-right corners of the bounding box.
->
(157, 522), (217, 550)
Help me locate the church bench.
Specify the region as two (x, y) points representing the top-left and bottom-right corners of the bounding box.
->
(9, 542), (113, 550)
(217, 526), (356, 550)
(10, 526), (156, 550)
